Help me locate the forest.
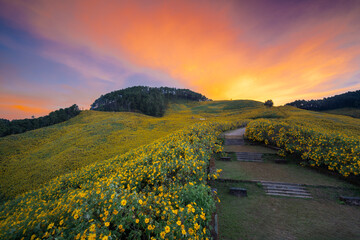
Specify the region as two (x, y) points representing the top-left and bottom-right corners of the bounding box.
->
(286, 90), (360, 111)
(0, 104), (80, 137)
(90, 86), (209, 116)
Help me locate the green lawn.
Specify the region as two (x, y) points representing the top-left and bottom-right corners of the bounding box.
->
(215, 141), (360, 240)
(213, 181), (360, 240)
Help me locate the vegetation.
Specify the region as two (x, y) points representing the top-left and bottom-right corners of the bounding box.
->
(322, 108), (360, 119)
(0, 100), (260, 200)
(0, 104), (80, 137)
(0, 121), (245, 240)
(214, 181), (360, 240)
(264, 99), (273, 107)
(286, 89), (360, 111)
(91, 86), (209, 117)
(215, 137), (360, 240)
(1, 95), (360, 239)
(245, 119), (360, 177)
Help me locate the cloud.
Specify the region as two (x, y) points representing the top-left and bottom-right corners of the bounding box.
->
(0, 0), (359, 109)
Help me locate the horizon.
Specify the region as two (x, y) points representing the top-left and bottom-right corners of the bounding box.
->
(1, 0), (360, 120)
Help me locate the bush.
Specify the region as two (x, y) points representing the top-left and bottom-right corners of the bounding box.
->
(0, 121), (244, 239)
(264, 100), (274, 107)
(245, 119), (360, 177)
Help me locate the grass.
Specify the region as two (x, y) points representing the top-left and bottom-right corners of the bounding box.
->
(216, 133), (360, 239)
(0, 100), (263, 199)
(322, 108), (360, 119)
(1, 97), (360, 238)
(213, 181), (360, 240)
(0, 110), (200, 199)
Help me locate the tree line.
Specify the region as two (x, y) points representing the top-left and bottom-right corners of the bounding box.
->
(0, 104), (80, 137)
(286, 90), (360, 111)
(90, 86), (209, 117)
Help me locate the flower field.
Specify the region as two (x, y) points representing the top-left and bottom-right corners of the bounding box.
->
(245, 119), (360, 177)
(0, 121), (244, 240)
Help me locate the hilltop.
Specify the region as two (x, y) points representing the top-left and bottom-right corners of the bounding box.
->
(90, 86), (209, 117)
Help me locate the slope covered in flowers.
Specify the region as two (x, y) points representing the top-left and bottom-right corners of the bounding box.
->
(0, 100), (264, 199)
(245, 117), (360, 177)
(0, 121), (244, 240)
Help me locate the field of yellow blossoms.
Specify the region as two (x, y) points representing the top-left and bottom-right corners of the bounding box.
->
(0, 121), (244, 240)
(245, 119), (360, 177)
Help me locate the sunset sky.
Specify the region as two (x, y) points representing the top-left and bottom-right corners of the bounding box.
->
(1, 0), (360, 119)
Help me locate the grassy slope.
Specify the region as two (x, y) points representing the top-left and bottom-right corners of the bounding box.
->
(0, 100), (261, 199)
(1, 100), (360, 200)
(322, 107), (360, 119)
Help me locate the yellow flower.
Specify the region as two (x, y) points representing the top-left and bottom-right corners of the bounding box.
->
(176, 220), (181, 226)
(188, 228), (194, 235)
(139, 199), (143, 205)
(145, 218), (150, 224)
(90, 224), (96, 232)
(165, 226), (170, 233)
(136, 219), (139, 223)
(121, 199), (127, 206)
(102, 236), (108, 240)
(181, 229), (186, 235)
(160, 232), (166, 239)
(88, 233), (96, 240)
(105, 222), (110, 227)
(74, 214), (79, 220)
(47, 223), (54, 229)
(113, 209), (118, 215)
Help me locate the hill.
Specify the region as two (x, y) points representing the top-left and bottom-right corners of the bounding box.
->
(0, 100), (261, 200)
(286, 90), (360, 111)
(90, 86), (208, 117)
(1, 98), (360, 239)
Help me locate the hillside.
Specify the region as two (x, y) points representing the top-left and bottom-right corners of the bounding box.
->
(90, 86), (209, 117)
(286, 89), (360, 111)
(0, 100), (261, 200)
(1, 99), (360, 239)
(321, 107), (360, 119)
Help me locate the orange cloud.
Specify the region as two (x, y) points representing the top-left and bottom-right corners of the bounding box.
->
(2, 0), (360, 106)
(0, 94), (50, 120)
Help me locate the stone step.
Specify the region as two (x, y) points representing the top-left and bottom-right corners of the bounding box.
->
(225, 139), (245, 145)
(264, 186), (310, 193)
(265, 192), (312, 199)
(237, 159), (263, 162)
(262, 184), (307, 189)
(260, 181), (312, 199)
(260, 181), (304, 187)
(236, 152), (263, 162)
(265, 189), (311, 196)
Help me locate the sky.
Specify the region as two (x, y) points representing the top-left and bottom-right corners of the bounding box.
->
(0, 0), (360, 120)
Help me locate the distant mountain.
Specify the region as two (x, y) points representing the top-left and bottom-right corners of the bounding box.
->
(90, 86), (209, 117)
(286, 90), (360, 111)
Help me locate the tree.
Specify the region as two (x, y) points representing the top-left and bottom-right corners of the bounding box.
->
(264, 100), (274, 107)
